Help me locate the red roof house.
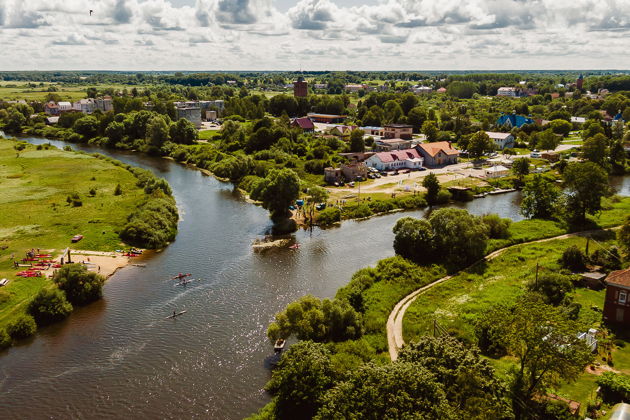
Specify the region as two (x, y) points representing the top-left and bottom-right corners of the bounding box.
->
(291, 117), (315, 132)
(415, 142), (460, 167)
(603, 268), (630, 326)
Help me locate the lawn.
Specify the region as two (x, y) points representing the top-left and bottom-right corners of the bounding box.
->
(0, 139), (147, 329)
(0, 82), (149, 102)
(198, 129), (221, 141)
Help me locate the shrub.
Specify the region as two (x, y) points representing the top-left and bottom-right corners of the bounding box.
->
(0, 328), (11, 349)
(597, 372), (630, 402)
(559, 245), (587, 272)
(28, 288), (73, 326)
(527, 273), (575, 306)
(435, 189), (452, 204)
(66, 192), (82, 207)
(348, 203), (372, 219)
(367, 200), (394, 214)
(7, 315), (37, 340)
(88, 187), (97, 196)
(481, 214), (511, 239)
(396, 195), (427, 209)
(114, 184), (122, 195)
(119, 197), (179, 249)
(53, 264), (105, 305)
(317, 207), (341, 226)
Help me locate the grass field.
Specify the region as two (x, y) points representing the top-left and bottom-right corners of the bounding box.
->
(0, 82), (148, 102)
(0, 139), (147, 329)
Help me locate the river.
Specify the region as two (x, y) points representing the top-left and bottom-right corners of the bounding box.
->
(1, 137), (628, 419)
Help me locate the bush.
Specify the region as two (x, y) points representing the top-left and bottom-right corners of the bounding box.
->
(347, 203), (372, 219)
(481, 214), (511, 239)
(396, 195), (428, 209)
(0, 328), (11, 349)
(527, 273), (575, 306)
(66, 192), (82, 207)
(88, 187), (97, 196)
(317, 207), (341, 226)
(7, 315), (37, 340)
(367, 200), (394, 214)
(559, 245), (587, 272)
(114, 184), (122, 195)
(53, 264), (105, 305)
(28, 288), (73, 326)
(597, 372), (630, 402)
(435, 189), (452, 204)
(120, 197), (179, 249)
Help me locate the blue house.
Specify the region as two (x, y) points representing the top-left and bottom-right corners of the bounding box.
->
(497, 113), (534, 128)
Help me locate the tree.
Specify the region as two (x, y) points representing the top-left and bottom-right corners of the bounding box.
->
(511, 157), (530, 183)
(582, 133), (609, 169)
(447, 81), (477, 99)
(53, 264), (105, 305)
(582, 119), (604, 140)
(618, 215), (630, 257)
(467, 131), (494, 160)
(73, 115), (99, 139)
(383, 100), (404, 124)
(559, 245), (587, 272)
(307, 186), (329, 225)
(7, 315), (37, 339)
(250, 168), (300, 222)
(429, 208), (488, 266)
(520, 174), (560, 219)
(398, 335), (511, 419)
(549, 119), (572, 136)
(408, 106), (427, 133)
(419, 121), (438, 142)
(267, 295), (363, 342)
(422, 172), (440, 205)
(266, 341), (334, 419)
(562, 162), (610, 224)
(4, 108), (27, 133)
(316, 362), (453, 419)
(104, 121), (125, 145)
(610, 139), (627, 175)
(479, 295), (593, 417)
(28, 288), (73, 326)
(211, 156), (253, 185)
(349, 129), (365, 153)
(169, 118), (198, 144)
(527, 272), (574, 306)
(392, 217), (435, 264)
(537, 129), (560, 151)
(480, 214), (511, 239)
(146, 115), (170, 148)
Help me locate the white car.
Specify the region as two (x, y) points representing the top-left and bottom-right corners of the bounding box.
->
(530, 150), (541, 158)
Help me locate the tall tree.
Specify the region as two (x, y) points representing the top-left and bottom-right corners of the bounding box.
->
(582, 133), (609, 169)
(422, 120), (439, 142)
(250, 168), (300, 221)
(520, 174), (560, 219)
(422, 172), (440, 205)
(511, 157), (530, 184)
(467, 131), (494, 160)
(349, 129), (365, 153)
(562, 161), (610, 224)
(146, 115), (170, 148)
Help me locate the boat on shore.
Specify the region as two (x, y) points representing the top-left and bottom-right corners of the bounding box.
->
(274, 338), (286, 353)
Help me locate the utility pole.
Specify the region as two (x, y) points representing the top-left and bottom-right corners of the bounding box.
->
(585, 237), (590, 257)
(535, 262), (539, 287)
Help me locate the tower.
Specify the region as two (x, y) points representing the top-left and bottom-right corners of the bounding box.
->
(576, 74), (584, 90)
(293, 76), (308, 98)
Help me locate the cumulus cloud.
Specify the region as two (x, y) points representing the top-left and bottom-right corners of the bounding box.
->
(0, 0), (628, 70)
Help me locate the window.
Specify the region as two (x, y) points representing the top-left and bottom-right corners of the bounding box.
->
(620, 291), (627, 304)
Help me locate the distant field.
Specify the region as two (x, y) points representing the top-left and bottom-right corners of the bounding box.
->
(0, 82), (148, 102)
(0, 139), (147, 329)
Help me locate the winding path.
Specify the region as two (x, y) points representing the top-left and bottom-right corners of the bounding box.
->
(386, 228), (618, 361)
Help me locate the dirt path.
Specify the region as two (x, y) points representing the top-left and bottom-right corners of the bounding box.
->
(386, 227), (619, 361)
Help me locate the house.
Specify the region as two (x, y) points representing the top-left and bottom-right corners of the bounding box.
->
(326, 125), (356, 138)
(603, 268), (630, 326)
(175, 106), (202, 128)
(324, 162), (368, 183)
(412, 86), (432, 95)
(73, 98), (96, 114)
(485, 165), (510, 178)
(415, 141), (460, 167)
(541, 151), (559, 162)
(206, 110), (217, 121)
(485, 131), (515, 150)
(497, 87), (520, 97)
(307, 113), (346, 124)
(95, 96), (113, 112)
(313, 83), (328, 90)
(58, 101), (73, 112)
(45, 116), (59, 125)
(345, 84), (367, 93)
(291, 117), (314, 132)
(293, 76), (308, 97)
(571, 116), (586, 124)
(360, 126), (384, 137)
(383, 124), (413, 140)
(496, 113), (534, 128)
(374, 138), (412, 151)
(436, 87), (447, 94)
(365, 149), (424, 171)
(44, 101), (59, 115)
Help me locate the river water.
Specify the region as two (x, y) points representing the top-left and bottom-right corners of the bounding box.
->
(1, 137), (628, 419)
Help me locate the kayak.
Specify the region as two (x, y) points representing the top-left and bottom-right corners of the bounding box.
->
(165, 310), (187, 319)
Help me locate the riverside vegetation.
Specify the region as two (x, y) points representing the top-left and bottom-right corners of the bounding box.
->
(1, 71), (628, 231)
(0, 138), (177, 349)
(253, 158), (630, 419)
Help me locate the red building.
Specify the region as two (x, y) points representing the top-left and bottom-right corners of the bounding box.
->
(603, 268), (630, 326)
(291, 117), (314, 132)
(576, 74), (584, 90)
(293, 76), (308, 97)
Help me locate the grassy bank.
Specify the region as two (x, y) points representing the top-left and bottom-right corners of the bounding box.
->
(0, 139), (161, 331)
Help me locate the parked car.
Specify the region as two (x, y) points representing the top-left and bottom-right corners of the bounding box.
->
(380, 172), (388, 176)
(374, 173), (381, 178)
(530, 150), (541, 158)
(348, 182), (355, 187)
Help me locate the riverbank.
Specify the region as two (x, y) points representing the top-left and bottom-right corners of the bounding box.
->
(0, 139), (156, 332)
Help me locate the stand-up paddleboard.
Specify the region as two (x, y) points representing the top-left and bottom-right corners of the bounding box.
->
(165, 310), (187, 319)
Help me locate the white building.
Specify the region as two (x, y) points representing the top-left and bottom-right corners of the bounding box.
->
(497, 87), (519, 97)
(485, 165), (510, 178)
(58, 102), (73, 112)
(485, 131), (515, 150)
(365, 149), (424, 171)
(72, 98), (96, 114)
(412, 86), (432, 94)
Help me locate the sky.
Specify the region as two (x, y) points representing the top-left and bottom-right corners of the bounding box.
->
(0, 0), (628, 71)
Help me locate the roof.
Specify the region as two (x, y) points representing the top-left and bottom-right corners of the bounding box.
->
(307, 113), (346, 118)
(486, 165), (509, 172)
(497, 114), (534, 128)
(384, 124), (413, 129)
(611, 403), (630, 420)
(437, 87), (447, 93)
(292, 117), (314, 130)
(416, 141), (460, 157)
(606, 268), (630, 288)
(372, 148), (422, 163)
(378, 138), (410, 144)
(485, 131), (512, 140)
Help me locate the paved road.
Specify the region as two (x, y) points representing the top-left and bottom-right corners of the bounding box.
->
(386, 227), (617, 361)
